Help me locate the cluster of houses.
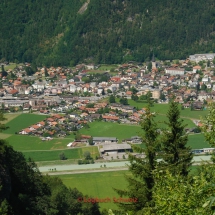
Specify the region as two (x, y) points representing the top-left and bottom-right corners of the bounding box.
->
(2, 54), (215, 132)
(18, 114), (83, 137)
(1, 55), (215, 113)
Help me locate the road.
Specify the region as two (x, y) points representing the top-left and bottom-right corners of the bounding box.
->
(39, 155), (212, 175)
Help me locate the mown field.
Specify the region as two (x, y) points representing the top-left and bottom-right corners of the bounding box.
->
(3, 113), (47, 134)
(7, 135), (72, 151)
(59, 171), (130, 210)
(59, 165), (201, 210)
(22, 146), (100, 162)
(77, 122), (142, 142)
(128, 100), (209, 120)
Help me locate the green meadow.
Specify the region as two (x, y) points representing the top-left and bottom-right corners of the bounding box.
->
(188, 134), (210, 149)
(22, 146), (100, 162)
(77, 121), (142, 142)
(6, 135), (72, 151)
(59, 171), (130, 210)
(3, 113), (47, 134)
(128, 100), (209, 119)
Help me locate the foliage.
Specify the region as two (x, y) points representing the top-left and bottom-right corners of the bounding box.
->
(109, 95), (116, 103)
(2, 0), (215, 65)
(88, 137), (94, 145)
(145, 165), (215, 215)
(59, 152), (67, 160)
(160, 100), (193, 176)
(0, 139), (101, 214)
(201, 102), (215, 161)
(114, 107), (160, 213)
(83, 151), (91, 160)
(119, 97), (128, 105)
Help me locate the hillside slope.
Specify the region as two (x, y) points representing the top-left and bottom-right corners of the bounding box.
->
(1, 0), (215, 65)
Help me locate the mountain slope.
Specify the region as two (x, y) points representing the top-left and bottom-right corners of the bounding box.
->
(1, 0), (215, 65)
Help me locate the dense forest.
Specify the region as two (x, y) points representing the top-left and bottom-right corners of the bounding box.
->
(1, 0), (215, 66)
(0, 139), (101, 215)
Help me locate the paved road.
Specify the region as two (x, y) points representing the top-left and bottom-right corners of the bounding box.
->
(39, 161), (130, 172)
(39, 155), (212, 174)
(46, 167), (128, 175)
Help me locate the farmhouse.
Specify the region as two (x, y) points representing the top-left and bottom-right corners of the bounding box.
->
(100, 143), (132, 154)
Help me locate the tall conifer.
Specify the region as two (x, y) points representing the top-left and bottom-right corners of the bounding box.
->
(160, 100), (193, 176)
(114, 107), (159, 213)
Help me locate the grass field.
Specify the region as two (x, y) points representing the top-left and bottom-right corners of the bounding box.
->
(128, 100), (209, 119)
(23, 148), (82, 161)
(4, 113), (21, 123)
(59, 171), (130, 210)
(23, 146), (100, 162)
(99, 64), (118, 71)
(188, 134), (210, 149)
(2, 63), (18, 71)
(3, 114), (47, 134)
(6, 135), (73, 151)
(77, 121), (142, 142)
(77, 120), (195, 141)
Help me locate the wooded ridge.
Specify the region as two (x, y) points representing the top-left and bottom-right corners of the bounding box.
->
(1, 0), (215, 66)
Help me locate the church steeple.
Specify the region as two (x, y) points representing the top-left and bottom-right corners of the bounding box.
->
(152, 52), (156, 69)
(152, 52), (155, 62)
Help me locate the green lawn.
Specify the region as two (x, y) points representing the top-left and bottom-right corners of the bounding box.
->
(154, 114), (195, 128)
(137, 133), (209, 150)
(76, 119), (195, 142)
(187, 134), (210, 149)
(76, 121), (142, 142)
(127, 100), (209, 120)
(59, 171), (130, 210)
(4, 113), (21, 123)
(3, 114), (47, 134)
(23, 148), (82, 161)
(2, 63), (18, 71)
(22, 146), (99, 162)
(98, 64), (118, 71)
(6, 135), (73, 151)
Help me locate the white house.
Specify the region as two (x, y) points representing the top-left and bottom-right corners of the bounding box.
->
(165, 68), (185, 75)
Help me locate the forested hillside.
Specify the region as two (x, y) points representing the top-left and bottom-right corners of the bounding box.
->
(1, 0), (215, 66)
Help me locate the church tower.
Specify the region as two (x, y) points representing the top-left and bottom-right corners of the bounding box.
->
(152, 52), (156, 69)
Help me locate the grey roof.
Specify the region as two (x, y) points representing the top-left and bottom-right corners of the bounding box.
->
(102, 143), (131, 151)
(93, 137), (117, 141)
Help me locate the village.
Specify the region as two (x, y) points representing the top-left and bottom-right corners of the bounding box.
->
(1, 53), (215, 159)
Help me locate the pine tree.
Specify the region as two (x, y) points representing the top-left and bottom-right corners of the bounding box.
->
(109, 95), (115, 103)
(114, 107), (160, 213)
(160, 100), (193, 176)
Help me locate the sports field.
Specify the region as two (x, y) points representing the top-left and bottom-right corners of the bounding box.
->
(59, 170), (130, 210)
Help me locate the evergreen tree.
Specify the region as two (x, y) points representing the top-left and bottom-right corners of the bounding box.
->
(109, 95), (115, 103)
(146, 91), (153, 106)
(160, 100), (193, 176)
(1, 65), (7, 77)
(201, 102), (215, 162)
(114, 107), (160, 213)
(44, 67), (49, 77)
